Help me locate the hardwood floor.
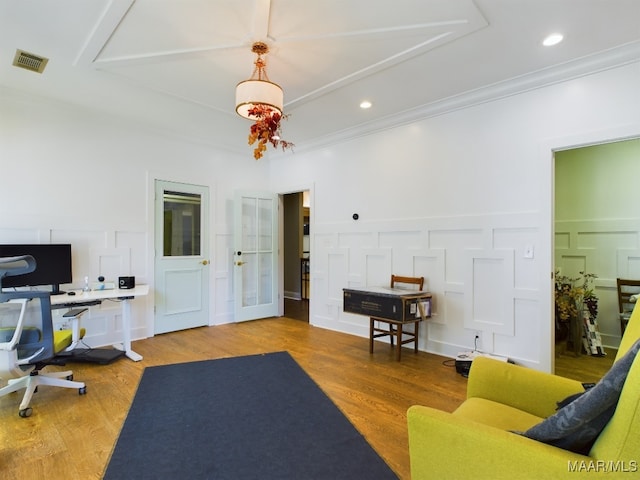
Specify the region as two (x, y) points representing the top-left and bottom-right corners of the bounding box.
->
(555, 345), (615, 384)
(284, 297), (309, 322)
(0, 317), (614, 480)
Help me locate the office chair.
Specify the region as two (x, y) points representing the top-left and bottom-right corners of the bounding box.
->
(0, 255), (87, 417)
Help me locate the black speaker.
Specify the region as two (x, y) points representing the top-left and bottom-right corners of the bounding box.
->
(118, 276), (135, 289)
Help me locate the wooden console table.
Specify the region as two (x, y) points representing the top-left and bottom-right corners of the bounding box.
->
(343, 287), (432, 361)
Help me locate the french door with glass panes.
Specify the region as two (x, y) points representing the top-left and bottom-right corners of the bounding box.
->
(233, 191), (278, 322)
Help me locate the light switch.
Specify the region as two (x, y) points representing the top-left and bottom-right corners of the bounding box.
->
(524, 245), (534, 259)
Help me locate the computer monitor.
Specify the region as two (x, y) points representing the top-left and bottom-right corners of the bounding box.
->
(0, 244), (73, 294)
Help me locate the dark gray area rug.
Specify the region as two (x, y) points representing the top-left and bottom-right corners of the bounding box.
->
(103, 351), (398, 479)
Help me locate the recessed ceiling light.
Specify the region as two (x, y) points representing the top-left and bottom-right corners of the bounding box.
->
(359, 100), (372, 109)
(543, 33), (564, 47)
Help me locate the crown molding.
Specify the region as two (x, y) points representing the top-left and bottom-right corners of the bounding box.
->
(287, 41), (640, 156)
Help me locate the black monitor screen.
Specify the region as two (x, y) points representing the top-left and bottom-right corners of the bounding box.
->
(0, 244), (72, 294)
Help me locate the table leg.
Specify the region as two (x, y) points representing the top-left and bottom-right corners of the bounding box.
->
(114, 298), (143, 361)
(396, 323), (403, 361)
(64, 313), (83, 352)
(414, 322), (419, 353)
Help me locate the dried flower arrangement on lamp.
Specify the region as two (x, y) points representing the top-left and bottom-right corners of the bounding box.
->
(247, 105), (294, 160)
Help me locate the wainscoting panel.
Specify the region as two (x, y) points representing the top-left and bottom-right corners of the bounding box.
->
(429, 229), (483, 285)
(0, 228), (41, 243)
(213, 230), (233, 325)
(617, 249), (640, 278)
(1, 227), (149, 349)
(464, 249), (515, 336)
(555, 218), (640, 346)
(312, 214), (544, 364)
(380, 230), (425, 274)
(555, 252), (588, 277)
(115, 230), (147, 278)
(90, 248), (131, 283)
(327, 248), (349, 305)
(52, 229), (107, 284)
(362, 248), (393, 287)
(412, 249), (445, 323)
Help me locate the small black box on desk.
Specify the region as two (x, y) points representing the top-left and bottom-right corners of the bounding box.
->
(118, 276), (135, 289)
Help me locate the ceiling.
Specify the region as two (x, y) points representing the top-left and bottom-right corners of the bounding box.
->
(2, 0), (639, 156)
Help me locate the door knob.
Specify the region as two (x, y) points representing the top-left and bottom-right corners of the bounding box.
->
(201, 260), (209, 265)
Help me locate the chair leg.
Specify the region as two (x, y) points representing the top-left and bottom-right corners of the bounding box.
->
(369, 318), (375, 354)
(0, 376), (30, 397)
(18, 374), (85, 412)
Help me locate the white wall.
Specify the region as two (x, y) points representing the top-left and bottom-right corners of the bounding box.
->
(2, 60), (639, 372)
(0, 88), (269, 347)
(269, 61), (640, 371)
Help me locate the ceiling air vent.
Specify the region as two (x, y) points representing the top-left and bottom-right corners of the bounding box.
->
(12, 49), (49, 74)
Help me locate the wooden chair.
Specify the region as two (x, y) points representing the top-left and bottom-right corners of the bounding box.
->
(617, 278), (640, 334)
(390, 275), (424, 291)
(369, 275), (426, 361)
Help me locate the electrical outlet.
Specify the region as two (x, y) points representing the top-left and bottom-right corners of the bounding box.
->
(474, 331), (482, 351)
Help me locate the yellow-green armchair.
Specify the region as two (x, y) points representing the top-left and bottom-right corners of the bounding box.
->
(408, 306), (640, 479)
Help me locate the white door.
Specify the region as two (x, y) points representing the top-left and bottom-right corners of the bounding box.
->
(234, 191), (279, 322)
(154, 180), (210, 334)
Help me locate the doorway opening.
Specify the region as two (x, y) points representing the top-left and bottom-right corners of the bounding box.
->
(283, 191), (310, 322)
(553, 137), (639, 373)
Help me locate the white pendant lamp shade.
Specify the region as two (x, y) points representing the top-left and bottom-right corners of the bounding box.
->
(235, 79), (283, 119)
(235, 42), (285, 120)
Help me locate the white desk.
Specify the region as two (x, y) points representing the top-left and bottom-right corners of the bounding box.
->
(51, 285), (149, 362)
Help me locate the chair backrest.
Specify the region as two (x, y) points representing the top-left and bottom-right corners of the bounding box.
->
(616, 278), (640, 316)
(0, 291), (55, 381)
(390, 275), (424, 291)
(0, 255), (36, 288)
(590, 300), (640, 462)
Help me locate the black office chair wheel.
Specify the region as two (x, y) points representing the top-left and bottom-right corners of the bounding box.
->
(19, 407), (32, 418)
(66, 374), (73, 381)
(79, 386), (87, 395)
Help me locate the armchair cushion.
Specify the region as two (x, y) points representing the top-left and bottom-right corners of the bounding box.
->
(408, 405), (590, 480)
(453, 397), (543, 432)
(521, 338), (640, 454)
(467, 356), (584, 418)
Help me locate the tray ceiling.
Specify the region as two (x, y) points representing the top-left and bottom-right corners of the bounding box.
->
(1, 0), (639, 155)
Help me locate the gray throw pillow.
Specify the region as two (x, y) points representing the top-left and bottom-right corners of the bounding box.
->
(520, 338), (640, 454)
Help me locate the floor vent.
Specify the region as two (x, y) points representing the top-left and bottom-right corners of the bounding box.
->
(12, 49), (49, 73)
